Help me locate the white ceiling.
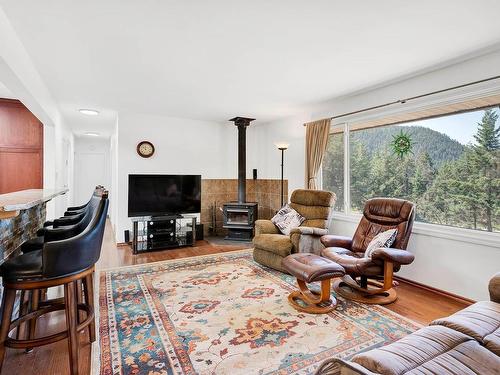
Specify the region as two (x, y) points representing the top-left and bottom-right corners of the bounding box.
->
(1, 0), (500, 134)
(0, 80), (14, 99)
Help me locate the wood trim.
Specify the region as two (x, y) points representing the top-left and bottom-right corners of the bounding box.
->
(0, 211), (19, 219)
(0, 98), (24, 107)
(394, 276), (475, 305)
(0, 147), (43, 152)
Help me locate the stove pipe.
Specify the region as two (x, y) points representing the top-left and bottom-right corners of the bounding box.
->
(229, 117), (255, 203)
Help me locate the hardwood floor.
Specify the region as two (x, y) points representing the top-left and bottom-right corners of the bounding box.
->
(1, 221), (470, 375)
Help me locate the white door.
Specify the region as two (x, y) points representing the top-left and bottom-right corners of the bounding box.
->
(74, 152), (106, 205)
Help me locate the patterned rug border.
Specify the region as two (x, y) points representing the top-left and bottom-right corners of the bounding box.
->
(92, 248), (423, 374)
(97, 248), (253, 272)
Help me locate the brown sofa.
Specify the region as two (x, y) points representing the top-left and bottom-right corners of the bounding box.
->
(253, 189), (335, 272)
(315, 273), (500, 375)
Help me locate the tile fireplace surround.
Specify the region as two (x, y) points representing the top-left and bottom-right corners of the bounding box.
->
(200, 179), (288, 237)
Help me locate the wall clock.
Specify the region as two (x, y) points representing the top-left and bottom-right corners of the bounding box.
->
(137, 141), (155, 158)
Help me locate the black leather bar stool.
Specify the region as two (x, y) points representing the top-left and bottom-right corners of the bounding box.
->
(39, 185), (105, 232)
(22, 190), (104, 254)
(0, 192), (109, 375)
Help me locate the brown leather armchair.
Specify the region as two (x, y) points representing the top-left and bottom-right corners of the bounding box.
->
(320, 198), (415, 304)
(253, 189), (336, 272)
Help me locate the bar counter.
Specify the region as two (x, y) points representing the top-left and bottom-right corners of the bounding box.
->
(0, 188), (68, 263)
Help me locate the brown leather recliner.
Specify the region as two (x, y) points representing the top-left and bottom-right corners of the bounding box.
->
(321, 198), (415, 304)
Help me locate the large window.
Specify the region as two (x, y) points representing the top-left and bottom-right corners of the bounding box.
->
(323, 106), (500, 233)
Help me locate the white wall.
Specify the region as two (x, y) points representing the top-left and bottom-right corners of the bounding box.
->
(248, 114), (309, 194)
(250, 49), (500, 301)
(113, 112), (241, 242)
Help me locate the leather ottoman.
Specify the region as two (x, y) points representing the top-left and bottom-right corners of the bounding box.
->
(282, 253), (345, 314)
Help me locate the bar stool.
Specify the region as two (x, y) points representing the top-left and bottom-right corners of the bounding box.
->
(22, 189), (104, 254)
(0, 192), (108, 375)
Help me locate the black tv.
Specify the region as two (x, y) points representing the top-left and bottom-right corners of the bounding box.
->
(128, 174), (201, 217)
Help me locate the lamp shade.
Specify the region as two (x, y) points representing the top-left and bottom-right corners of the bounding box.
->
(275, 142), (289, 150)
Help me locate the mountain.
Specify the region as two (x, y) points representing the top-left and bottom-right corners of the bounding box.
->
(351, 125), (465, 166)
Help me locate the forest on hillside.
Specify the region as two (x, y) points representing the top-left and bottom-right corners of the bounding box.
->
(323, 108), (500, 232)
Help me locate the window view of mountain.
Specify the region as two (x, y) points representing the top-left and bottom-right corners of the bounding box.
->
(323, 108), (500, 232)
(351, 125), (465, 167)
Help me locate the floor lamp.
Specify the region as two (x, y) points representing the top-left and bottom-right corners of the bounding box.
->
(275, 143), (289, 207)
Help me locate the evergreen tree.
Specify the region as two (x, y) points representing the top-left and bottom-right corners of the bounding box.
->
(474, 109), (500, 151)
(470, 109), (500, 231)
(322, 133), (344, 211)
(350, 140), (371, 211)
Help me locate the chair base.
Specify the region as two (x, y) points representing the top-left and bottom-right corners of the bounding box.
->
(287, 279), (337, 314)
(333, 277), (397, 305)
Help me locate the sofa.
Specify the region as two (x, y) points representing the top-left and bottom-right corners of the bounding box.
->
(253, 189), (336, 272)
(315, 272), (500, 375)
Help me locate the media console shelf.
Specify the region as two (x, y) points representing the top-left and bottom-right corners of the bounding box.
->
(131, 215), (197, 254)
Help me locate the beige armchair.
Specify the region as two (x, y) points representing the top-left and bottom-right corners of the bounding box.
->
(252, 189), (336, 272)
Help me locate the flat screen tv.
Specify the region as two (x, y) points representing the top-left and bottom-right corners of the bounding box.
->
(128, 174), (201, 217)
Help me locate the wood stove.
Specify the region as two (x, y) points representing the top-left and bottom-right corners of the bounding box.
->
(223, 117), (258, 241)
(223, 202), (258, 240)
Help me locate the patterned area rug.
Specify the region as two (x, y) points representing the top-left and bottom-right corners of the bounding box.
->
(95, 249), (419, 374)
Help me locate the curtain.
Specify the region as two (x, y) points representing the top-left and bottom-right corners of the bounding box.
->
(305, 118), (331, 189)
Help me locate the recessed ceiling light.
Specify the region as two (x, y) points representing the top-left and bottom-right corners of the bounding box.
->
(79, 109), (99, 115)
(84, 132), (100, 137)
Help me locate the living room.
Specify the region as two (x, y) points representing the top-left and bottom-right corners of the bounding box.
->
(0, 1), (499, 374)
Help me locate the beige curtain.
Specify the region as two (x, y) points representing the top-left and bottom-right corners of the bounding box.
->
(305, 118), (331, 189)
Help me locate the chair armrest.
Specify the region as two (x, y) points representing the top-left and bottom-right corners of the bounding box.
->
(371, 247), (414, 265)
(254, 220), (280, 235)
(289, 227), (329, 236)
(290, 227), (329, 254)
(67, 202), (89, 211)
(315, 358), (378, 375)
(52, 213), (84, 227)
(43, 220), (54, 228)
(320, 235), (352, 249)
(43, 225), (79, 242)
(489, 272), (500, 303)
(64, 210), (83, 216)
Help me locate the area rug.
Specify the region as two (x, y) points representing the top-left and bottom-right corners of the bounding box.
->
(95, 249), (420, 375)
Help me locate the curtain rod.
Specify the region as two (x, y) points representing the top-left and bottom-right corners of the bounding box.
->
(304, 74), (500, 125)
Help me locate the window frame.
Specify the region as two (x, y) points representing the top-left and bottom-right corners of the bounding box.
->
(321, 100), (500, 247)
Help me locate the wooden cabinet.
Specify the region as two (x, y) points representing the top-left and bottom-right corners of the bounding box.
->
(0, 99), (43, 194)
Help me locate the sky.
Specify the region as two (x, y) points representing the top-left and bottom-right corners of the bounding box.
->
(400, 106), (499, 145)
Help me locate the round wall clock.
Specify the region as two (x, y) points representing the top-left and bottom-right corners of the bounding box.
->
(137, 141), (155, 158)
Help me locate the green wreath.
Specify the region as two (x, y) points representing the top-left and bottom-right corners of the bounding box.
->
(391, 130), (414, 158)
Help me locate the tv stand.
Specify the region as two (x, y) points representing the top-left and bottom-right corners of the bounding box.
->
(131, 215), (197, 254)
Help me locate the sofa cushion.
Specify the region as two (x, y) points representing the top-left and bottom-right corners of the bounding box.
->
(430, 300), (500, 355)
(253, 234), (293, 257)
(352, 325), (500, 375)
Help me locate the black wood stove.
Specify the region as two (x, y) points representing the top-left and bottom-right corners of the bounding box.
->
(223, 117), (258, 241)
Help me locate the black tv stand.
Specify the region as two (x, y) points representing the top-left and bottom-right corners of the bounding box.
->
(131, 215), (197, 254)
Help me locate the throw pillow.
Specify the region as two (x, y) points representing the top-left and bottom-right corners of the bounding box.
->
(271, 205), (306, 235)
(364, 228), (398, 258)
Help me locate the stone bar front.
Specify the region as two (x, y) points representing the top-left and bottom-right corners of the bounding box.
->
(0, 189), (68, 263)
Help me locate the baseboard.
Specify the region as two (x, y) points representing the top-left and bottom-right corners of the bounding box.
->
(395, 276), (475, 305)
